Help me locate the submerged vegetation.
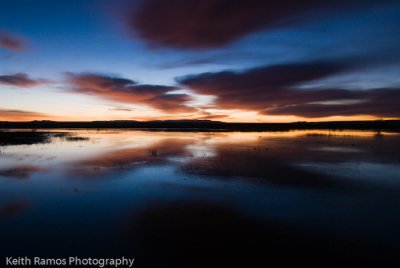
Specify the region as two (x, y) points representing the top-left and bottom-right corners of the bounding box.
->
(0, 131), (59, 146)
(0, 131), (88, 146)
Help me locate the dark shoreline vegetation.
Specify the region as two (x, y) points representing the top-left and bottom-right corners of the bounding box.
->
(0, 119), (400, 131)
(0, 131), (87, 146)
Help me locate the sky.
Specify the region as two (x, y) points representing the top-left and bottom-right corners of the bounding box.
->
(0, 0), (399, 122)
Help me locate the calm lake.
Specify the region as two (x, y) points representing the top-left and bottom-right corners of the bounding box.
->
(1, 129), (400, 267)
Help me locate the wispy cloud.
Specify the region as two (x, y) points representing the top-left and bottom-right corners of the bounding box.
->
(178, 60), (400, 118)
(66, 73), (195, 113)
(0, 30), (27, 52)
(0, 73), (50, 88)
(0, 109), (51, 121)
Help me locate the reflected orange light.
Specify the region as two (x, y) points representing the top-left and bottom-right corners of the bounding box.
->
(1, 107), (398, 123)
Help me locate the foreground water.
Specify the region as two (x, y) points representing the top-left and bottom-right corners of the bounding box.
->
(1, 129), (400, 267)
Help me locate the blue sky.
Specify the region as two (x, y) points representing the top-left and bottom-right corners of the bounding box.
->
(1, 0), (399, 121)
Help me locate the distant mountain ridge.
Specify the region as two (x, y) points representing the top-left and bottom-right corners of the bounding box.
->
(0, 120), (399, 131)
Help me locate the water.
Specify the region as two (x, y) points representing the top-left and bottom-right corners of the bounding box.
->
(1, 129), (400, 267)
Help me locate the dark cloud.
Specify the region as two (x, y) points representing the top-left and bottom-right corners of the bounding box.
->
(127, 0), (393, 49)
(194, 110), (229, 120)
(178, 61), (400, 118)
(66, 73), (195, 113)
(266, 89), (400, 117)
(0, 73), (49, 88)
(197, 114), (228, 121)
(0, 31), (26, 52)
(178, 61), (349, 109)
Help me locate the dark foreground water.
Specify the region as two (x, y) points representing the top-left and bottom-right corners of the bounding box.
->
(1, 129), (400, 267)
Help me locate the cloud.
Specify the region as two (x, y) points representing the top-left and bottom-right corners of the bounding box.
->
(195, 111), (228, 121)
(265, 89), (400, 117)
(109, 106), (134, 112)
(197, 114), (228, 121)
(0, 30), (27, 52)
(181, 138), (346, 188)
(72, 138), (192, 175)
(126, 0), (394, 49)
(178, 61), (351, 109)
(0, 165), (43, 179)
(178, 61), (400, 118)
(66, 73), (195, 113)
(0, 109), (49, 121)
(0, 73), (49, 88)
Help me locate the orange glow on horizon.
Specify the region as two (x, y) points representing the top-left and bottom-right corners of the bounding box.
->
(1, 112), (397, 123)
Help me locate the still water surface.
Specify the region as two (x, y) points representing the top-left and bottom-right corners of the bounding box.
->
(1, 129), (400, 267)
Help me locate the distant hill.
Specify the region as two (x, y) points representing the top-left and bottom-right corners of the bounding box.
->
(0, 119), (400, 131)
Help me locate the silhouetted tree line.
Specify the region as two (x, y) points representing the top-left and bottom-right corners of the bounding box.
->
(0, 120), (399, 131)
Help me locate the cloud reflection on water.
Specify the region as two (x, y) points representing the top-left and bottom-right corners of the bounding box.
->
(0, 200), (29, 221)
(1, 130), (399, 188)
(1, 129), (400, 266)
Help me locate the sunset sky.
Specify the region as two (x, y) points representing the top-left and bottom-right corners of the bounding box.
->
(1, 0), (399, 122)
